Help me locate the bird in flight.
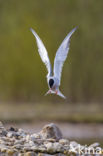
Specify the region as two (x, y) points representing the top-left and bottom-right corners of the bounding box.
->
(30, 27), (77, 99)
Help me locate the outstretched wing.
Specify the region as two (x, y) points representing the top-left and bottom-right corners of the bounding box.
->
(30, 28), (52, 77)
(53, 27), (77, 84)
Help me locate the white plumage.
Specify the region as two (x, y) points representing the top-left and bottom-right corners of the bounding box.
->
(30, 29), (52, 77)
(30, 27), (77, 99)
(54, 28), (77, 84)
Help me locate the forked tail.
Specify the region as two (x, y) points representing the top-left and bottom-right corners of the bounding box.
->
(45, 90), (66, 99)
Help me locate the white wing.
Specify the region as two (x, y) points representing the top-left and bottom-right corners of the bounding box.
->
(53, 27), (77, 84)
(30, 28), (52, 77)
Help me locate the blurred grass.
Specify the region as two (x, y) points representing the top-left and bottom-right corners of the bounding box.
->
(0, 0), (103, 102)
(1, 103), (103, 123)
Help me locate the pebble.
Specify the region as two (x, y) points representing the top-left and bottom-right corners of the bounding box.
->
(70, 141), (79, 147)
(7, 132), (13, 138)
(39, 123), (62, 140)
(25, 152), (36, 156)
(18, 153), (24, 156)
(1, 130), (7, 136)
(31, 133), (41, 139)
(0, 121), (4, 129)
(53, 142), (62, 152)
(7, 149), (15, 155)
(89, 142), (100, 148)
(26, 134), (31, 141)
(1, 147), (8, 152)
(45, 142), (55, 153)
(59, 139), (69, 145)
(0, 121), (102, 156)
(14, 139), (25, 145)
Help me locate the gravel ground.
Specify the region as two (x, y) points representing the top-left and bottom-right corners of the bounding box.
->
(0, 122), (102, 155)
(5, 122), (103, 139)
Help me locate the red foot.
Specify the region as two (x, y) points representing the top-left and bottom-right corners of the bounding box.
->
(55, 90), (58, 95)
(48, 90), (51, 94)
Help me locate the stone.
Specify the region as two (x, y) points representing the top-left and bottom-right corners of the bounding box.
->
(89, 142), (100, 148)
(7, 132), (13, 138)
(1, 130), (7, 136)
(28, 140), (35, 146)
(9, 127), (18, 132)
(53, 142), (63, 152)
(31, 133), (41, 139)
(59, 139), (69, 145)
(0, 121), (102, 156)
(14, 139), (25, 145)
(18, 153), (24, 156)
(1, 147), (8, 152)
(26, 135), (31, 141)
(39, 123), (62, 140)
(0, 121), (4, 129)
(70, 141), (79, 147)
(7, 149), (15, 155)
(45, 142), (55, 153)
(25, 152), (36, 156)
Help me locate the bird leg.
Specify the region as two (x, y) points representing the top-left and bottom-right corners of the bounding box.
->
(55, 90), (58, 95)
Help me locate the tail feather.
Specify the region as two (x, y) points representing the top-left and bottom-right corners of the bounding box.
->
(57, 90), (66, 99)
(45, 90), (55, 96)
(45, 89), (66, 99)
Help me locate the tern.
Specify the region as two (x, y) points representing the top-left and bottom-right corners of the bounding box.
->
(30, 27), (77, 99)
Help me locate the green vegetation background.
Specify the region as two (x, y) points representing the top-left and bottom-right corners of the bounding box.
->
(0, 0), (103, 103)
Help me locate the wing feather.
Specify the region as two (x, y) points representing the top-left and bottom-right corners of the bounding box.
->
(30, 28), (52, 77)
(53, 27), (77, 84)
